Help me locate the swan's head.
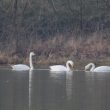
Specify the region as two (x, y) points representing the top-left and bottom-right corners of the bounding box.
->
(85, 64), (90, 71)
(66, 60), (74, 71)
(30, 52), (35, 56)
(85, 63), (95, 71)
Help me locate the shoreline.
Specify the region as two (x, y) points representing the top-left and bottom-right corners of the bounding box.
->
(0, 58), (110, 70)
(0, 34), (109, 69)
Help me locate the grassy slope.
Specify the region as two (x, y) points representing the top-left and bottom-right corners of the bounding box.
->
(0, 32), (110, 69)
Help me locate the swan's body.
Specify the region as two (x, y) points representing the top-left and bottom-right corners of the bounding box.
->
(11, 52), (35, 71)
(11, 64), (30, 71)
(85, 63), (110, 72)
(49, 60), (74, 72)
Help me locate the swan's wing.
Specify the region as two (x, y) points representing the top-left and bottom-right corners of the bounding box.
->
(12, 64), (30, 71)
(94, 66), (110, 72)
(49, 65), (67, 71)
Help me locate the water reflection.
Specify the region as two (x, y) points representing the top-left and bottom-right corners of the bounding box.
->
(0, 69), (29, 110)
(0, 69), (110, 110)
(29, 70), (33, 110)
(85, 71), (110, 110)
(65, 72), (73, 100)
(49, 71), (74, 100)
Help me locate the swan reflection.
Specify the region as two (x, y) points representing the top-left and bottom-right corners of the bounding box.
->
(29, 70), (33, 110)
(66, 71), (73, 100)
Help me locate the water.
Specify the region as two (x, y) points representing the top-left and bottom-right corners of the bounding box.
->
(0, 69), (110, 110)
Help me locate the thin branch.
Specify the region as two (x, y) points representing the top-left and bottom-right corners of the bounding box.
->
(67, 0), (75, 14)
(105, 0), (110, 9)
(49, 0), (57, 13)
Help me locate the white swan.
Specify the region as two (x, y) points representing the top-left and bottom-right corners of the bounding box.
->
(11, 52), (35, 71)
(85, 63), (110, 72)
(49, 60), (74, 72)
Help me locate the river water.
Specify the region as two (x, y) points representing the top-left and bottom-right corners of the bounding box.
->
(0, 69), (110, 110)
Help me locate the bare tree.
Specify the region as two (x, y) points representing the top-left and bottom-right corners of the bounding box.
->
(80, 0), (83, 31)
(49, 0), (57, 13)
(12, 0), (19, 53)
(105, 0), (110, 9)
(79, 0), (83, 38)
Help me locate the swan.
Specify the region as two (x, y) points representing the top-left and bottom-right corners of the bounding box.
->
(11, 52), (35, 71)
(85, 63), (110, 72)
(49, 60), (74, 72)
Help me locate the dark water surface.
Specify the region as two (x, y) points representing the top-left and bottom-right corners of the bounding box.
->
(0, 69), (110, 110)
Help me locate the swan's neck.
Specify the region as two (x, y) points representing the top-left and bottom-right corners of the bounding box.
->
(66, 62), (71, 71)
(89, 63), (95, 71)
(29, 55), (34, 69)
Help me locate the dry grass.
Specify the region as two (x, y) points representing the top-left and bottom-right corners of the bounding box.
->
(0, 32), (110, 68)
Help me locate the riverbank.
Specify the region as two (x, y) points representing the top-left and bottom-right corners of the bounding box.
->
(0, 33), (110, 69)
(0, 59), (110, 71)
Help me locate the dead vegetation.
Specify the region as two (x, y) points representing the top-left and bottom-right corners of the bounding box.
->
(0, 32), (110, 68)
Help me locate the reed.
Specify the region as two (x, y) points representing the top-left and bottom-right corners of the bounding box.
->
(0, 32), (110, 68)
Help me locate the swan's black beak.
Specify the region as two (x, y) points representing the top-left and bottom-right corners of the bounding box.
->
(68, 63), (74, 70)
(85, 65), (89, 71)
